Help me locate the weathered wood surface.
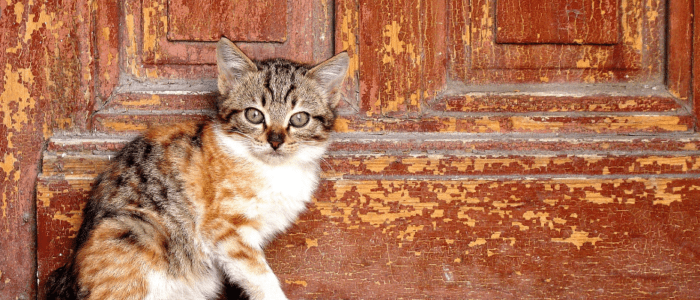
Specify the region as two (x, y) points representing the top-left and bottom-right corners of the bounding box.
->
(452, 0), (665, 84)
(92, 113), (696, 135)
(695, 0), (700, 129)
(667, 0), (693, 101)
(90, 0), (690, 135)
(5, 0), (697, 299)
(166, 0), (287, 42)
(93, 90), (695, 136)
(136, 0), (334, 68)
(496, 0), (619, 44)
(1, 0), (95, 298)
(37, 136), (700, 298)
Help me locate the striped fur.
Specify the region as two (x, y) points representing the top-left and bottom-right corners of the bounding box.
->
(44, 38), (348, 300)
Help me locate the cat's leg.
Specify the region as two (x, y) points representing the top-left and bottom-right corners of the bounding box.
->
(74, 218), (156, 300)
(218, 252), (287, 300)
(215, 230), (287, 300)
(75, 215), (216, 300)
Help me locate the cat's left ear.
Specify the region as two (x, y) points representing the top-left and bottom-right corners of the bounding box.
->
(307, 52), (349, 108)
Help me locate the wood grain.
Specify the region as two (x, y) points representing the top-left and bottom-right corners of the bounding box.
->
(694, 0), (700, 130)
(334, 0), (361, 113)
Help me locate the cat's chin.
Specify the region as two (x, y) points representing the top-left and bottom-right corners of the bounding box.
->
(254, 149), (290, 165)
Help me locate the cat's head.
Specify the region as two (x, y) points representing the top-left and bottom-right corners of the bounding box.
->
(215, 37), (348, 165)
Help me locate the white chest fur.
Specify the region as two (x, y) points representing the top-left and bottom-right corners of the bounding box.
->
(215, 128), (326, 248)
(248, 162), (319, 240)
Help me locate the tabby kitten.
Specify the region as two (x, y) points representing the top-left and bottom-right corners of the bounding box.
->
(44, 37), (348, 300)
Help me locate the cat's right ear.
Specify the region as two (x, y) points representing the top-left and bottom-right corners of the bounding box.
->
(307, 52), (349, 109)
(217, 37), (257, 95)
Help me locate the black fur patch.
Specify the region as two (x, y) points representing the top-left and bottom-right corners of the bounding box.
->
(143, 143), (153, 158)
(44, 264), (79, 300)
(285, 84), (296, 106)
(191, 123), (205, 148)
(314, 116), (333, 130)
(222, 281), (251, 300)
(263, 70), (273, 100)
(115, 175), (125, 186)
(117, 230), (139, 245)
(125, 151), (137, 167)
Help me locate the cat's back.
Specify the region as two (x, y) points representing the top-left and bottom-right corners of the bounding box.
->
(81, 121), (207, 228)
(77, 121), (211, 255)
(45, 121), (219, 300)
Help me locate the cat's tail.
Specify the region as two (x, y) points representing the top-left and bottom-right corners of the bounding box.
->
(43, 264), (79, 300)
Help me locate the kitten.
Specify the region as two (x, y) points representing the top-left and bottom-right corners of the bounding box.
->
(44, 37), (349, 300)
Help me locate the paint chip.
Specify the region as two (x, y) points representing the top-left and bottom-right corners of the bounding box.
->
(552, 227), (602, 250)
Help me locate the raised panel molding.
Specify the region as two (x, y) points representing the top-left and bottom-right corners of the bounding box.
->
(459, 0), (661, 83)
(139, 0), (331, 67)
(90, 0), (339, 133)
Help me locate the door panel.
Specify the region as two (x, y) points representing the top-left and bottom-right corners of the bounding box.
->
(32, 0), (700, 298)
(138, 0), (332, 68)
(357, 0), (446, 116)
(496, 0), (619, 45)
(457, 0), (660, 83)
(351, 0), (690, 136)
(167, 0), (288, 42)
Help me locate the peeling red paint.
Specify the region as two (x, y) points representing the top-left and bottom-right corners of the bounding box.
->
(496, 0), (618, 44)
(436, 95), (684, 113)
(37, 147), (700, 298)
(167, 0), (287, 42)
(138, 0), (332, 66)
(667, 0), (693, 100)
(455, 0), (664, 83)
(1, 0), (92, 297)
(2, 0), (698, 298)
(332, 115), (693, 134)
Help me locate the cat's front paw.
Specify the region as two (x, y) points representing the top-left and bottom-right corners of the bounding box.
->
(262, 289), (288, 300)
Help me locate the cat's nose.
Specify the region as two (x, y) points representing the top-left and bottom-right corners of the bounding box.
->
(267, 131), (285, 150)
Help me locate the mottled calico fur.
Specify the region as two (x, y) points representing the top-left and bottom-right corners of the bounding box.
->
(44, 37), (349, 300)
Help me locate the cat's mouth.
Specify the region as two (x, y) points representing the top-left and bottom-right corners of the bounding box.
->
(267, 149), (285, 157)
(257, 146), (291, 164)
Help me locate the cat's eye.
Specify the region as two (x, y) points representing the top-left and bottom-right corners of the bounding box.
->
(289, 112), (310, 127)
(245, 108), (264, 124)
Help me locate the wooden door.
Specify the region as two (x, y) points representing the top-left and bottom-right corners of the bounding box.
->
(12, 0), (699, 298)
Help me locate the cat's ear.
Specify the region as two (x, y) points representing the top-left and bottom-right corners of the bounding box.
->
(217, 37), (257, 94)
(307, 52), (349, 108)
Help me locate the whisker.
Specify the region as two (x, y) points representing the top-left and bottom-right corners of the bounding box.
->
(229, 129), (256, 141)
